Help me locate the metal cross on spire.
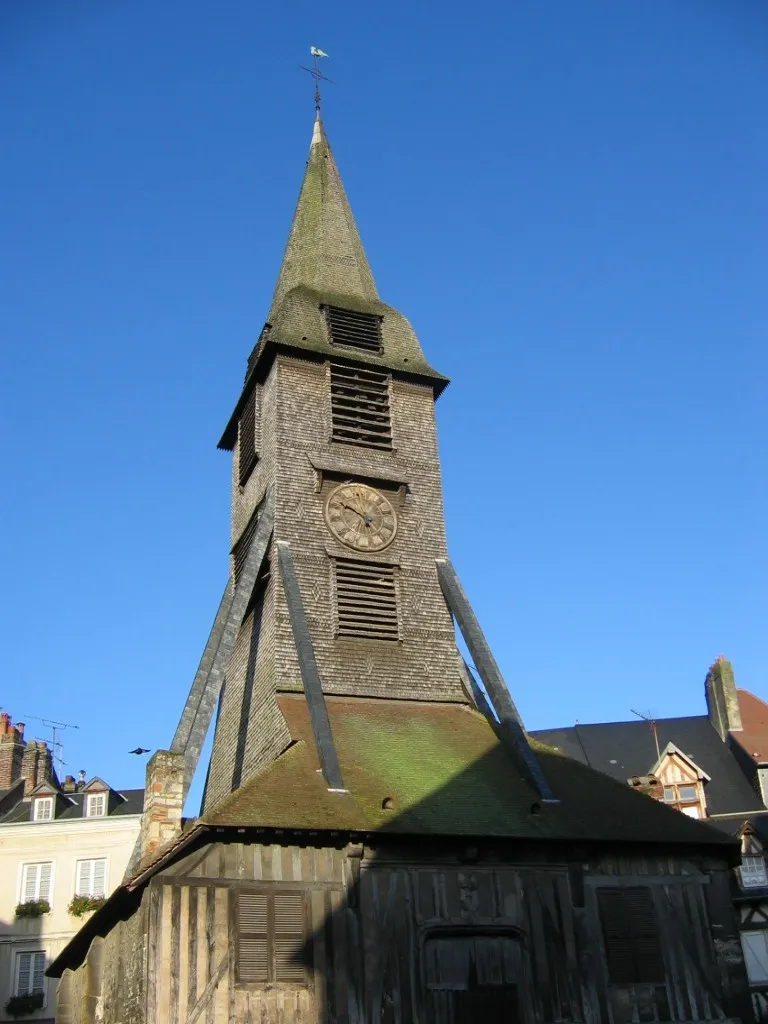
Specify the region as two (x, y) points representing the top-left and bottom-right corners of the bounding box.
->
(301, 46), (333, 115)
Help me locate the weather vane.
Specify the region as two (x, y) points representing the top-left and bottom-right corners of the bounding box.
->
(301, 46), (333, 115)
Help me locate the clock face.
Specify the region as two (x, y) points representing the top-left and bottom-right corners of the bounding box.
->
(324, 483), (398, 552)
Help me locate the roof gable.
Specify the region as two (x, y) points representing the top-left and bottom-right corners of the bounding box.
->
(652, 742), (711, 783)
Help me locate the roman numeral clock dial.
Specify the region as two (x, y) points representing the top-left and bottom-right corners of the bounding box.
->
(324, 483), (398, 552)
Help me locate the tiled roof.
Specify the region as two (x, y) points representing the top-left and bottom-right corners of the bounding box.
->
(732, 689), (768, 764)
(531, 716), (764, 816)
(202, 696), (735, 848)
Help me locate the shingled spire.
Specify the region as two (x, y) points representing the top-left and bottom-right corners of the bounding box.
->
(268, 114), (378, 319)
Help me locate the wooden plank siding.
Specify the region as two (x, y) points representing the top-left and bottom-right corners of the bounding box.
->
(62, 840), (752, 1024)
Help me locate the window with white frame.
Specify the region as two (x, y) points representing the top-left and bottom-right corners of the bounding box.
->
(33, 797), (53, 821)
(76, 859), (107, 898)
(742, 931), (768, 983)
(21, 862), (52, 904)
(85, 792), (107, 817)
(15, 951), (46, 997)
(741, 856), (768, 888)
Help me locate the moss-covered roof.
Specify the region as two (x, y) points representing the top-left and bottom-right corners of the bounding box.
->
(202, 695), (736, 849)
(218, 117), (448, 450)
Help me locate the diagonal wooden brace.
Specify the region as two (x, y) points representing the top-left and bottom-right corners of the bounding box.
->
(436, 558), (558, 803)
(171, 488), (275, 798)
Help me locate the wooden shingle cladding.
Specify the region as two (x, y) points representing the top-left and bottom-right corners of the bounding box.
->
(55, 838), (753, 1024)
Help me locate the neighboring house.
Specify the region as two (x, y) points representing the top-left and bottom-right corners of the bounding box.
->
(47, 114), (755, 1024)
(0, 713), (142, 1023)
(533, 656), (768, 1021)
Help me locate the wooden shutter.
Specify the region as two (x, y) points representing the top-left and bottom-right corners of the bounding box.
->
(38, 863), (52, 901)
(17, 953), (32, 995)
(23, 865), (38, 901)
(238, 893), (269, 982)
(92, 859), (106, 896)
(323, 306), (383, 353)
(598, 887), (665, 984)
(17, 952), (45, 995)
(273, 893), (306, 982)
(231, 509), (259, 586)
(330, 363), (392, 450)
(336, 559), (399, 641)
(76, 861), (92, 896)
(22, 862), (51, 901)
(238, 391), (258, 487)
(237, 891), (307, 984)
(31, 953), (46, 994)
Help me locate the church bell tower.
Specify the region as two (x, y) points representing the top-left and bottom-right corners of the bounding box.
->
(170, 111), (553, 816)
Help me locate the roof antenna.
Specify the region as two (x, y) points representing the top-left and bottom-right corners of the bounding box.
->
(22, 714), (80, 777)
(631, 708), (660, 762)
(301, 46), (333, 116)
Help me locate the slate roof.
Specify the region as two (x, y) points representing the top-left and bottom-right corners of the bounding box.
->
(201, 695), (736, 849)
(531, 716), (765, 817)
(0, 788), (144, 824)
(732, 689), (768, 765)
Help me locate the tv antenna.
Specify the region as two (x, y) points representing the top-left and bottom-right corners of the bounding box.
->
(22, 715), (80, 777)
(631, 708), (660, 762)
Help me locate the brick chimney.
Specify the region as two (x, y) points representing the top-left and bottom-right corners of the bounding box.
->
(140, 750), (184, 861)
(21, 740), (56, 794)
(706, 655), (743, 741)
(0, 715), (25, 789)
(628, 774), (665, 801)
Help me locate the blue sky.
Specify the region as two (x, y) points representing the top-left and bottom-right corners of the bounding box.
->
(2, 0), (766, 813)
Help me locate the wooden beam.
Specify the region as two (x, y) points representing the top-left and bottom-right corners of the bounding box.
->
(436, 558), (557, 803)
(277, 542), (345, 791)
(170, 488), (275, 798)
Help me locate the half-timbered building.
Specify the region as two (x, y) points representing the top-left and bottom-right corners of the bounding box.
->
(47, 112), (755, 1024)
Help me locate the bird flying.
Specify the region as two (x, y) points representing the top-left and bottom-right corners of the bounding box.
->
(310, 47), (329, 58)
(129, 747), (150, 755)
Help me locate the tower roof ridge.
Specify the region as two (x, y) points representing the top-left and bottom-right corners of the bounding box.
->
(268, 114), (378, 319)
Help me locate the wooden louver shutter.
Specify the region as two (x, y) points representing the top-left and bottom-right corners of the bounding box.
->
(273, 892), (306, 982)
(238, 891), (307, 983)
(238, 391), (258, 487)
(336, 559), (399, 641)
(76, 860), (92, 896)
(324, 305), (383, 353)
(330, 363), (392, 450)
(238, 893), (269, 982)
(598, 887), (665, 984)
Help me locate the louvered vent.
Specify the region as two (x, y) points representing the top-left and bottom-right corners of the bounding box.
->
(330, 363), (392, 450)
(237, 891), (307, 984)
(238, 391), (258, 486)
(597, 887), (665, 984)
(231, 510), (259, 586)
(273, 893), (306, 982)
(323, 305), (382, 353)
(238, 893), (269, 982)
(336, 559), (399, 641)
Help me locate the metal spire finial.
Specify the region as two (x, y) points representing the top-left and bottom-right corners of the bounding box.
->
(302, 46), (333, 115)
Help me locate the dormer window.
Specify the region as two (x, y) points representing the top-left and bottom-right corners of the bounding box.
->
(652, 743), (709, 819)
(33, 797), (53, 822)
(662, 784), (703, 817)
(85, 793), (106, 818)
(741, 855), (768, 888)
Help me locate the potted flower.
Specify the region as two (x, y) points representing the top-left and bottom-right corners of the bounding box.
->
(14, 899), (50, 919)
(68, 894), (106, 917)
(5, 992), (44, 1017)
